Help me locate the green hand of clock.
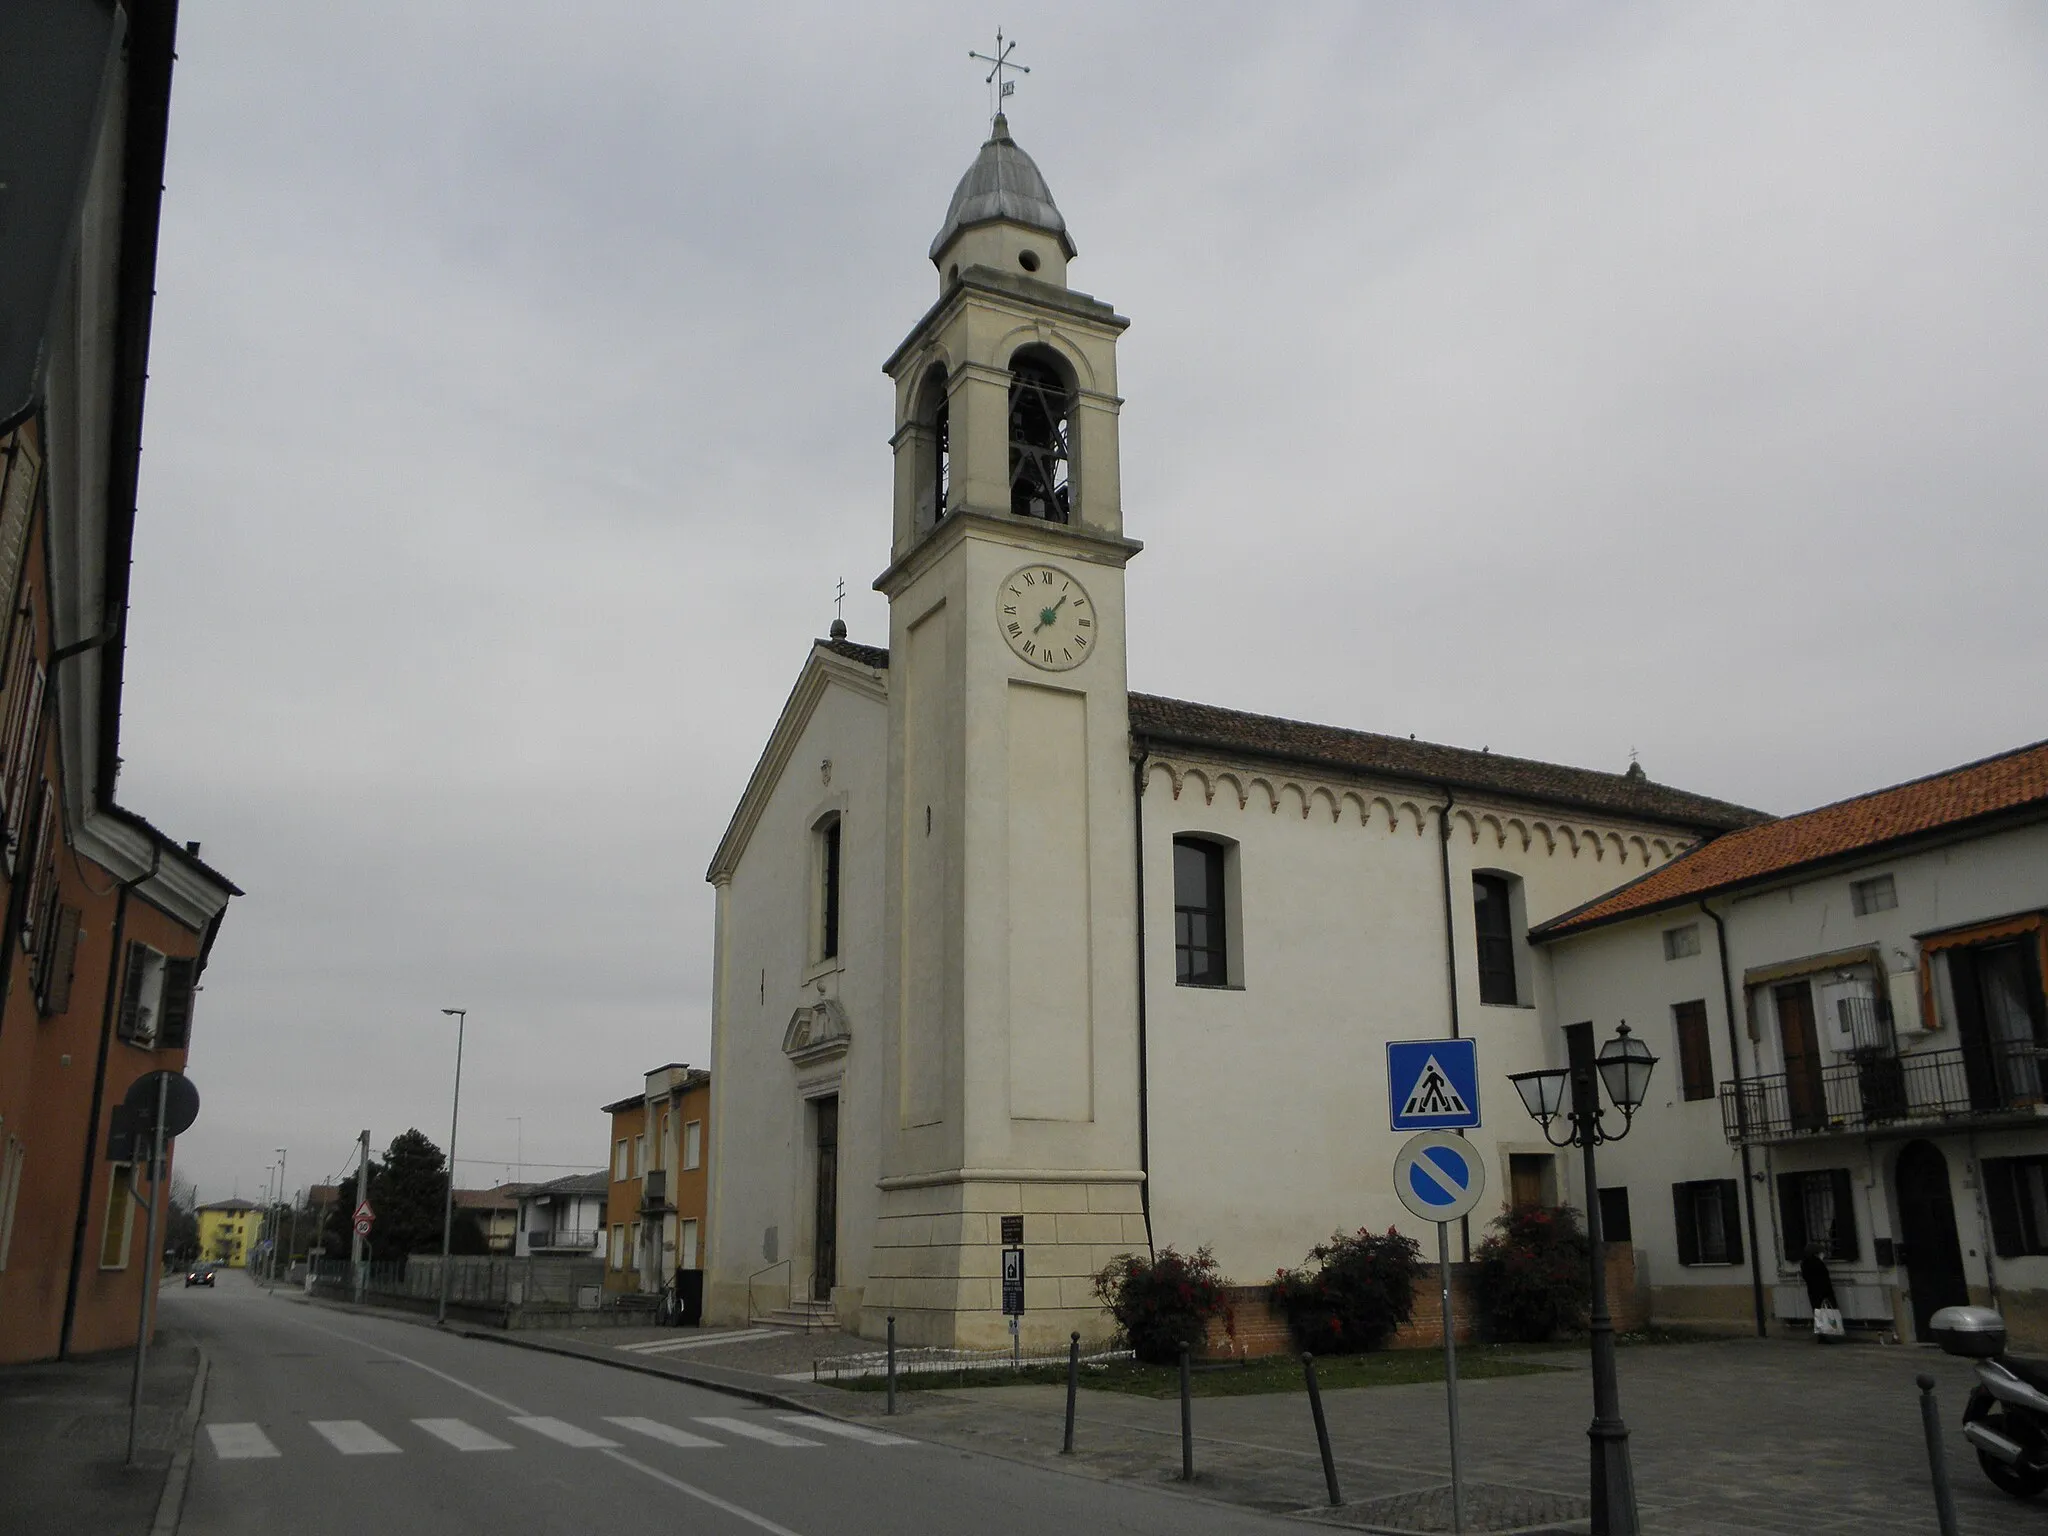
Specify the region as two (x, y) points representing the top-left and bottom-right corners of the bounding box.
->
(1034, 594), (1069, 632)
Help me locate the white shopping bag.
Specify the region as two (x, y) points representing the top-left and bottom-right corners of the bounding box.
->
(1813, 1305), (1846, 1339)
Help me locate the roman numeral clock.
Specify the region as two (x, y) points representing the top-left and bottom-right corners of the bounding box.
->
(998, 564), (1093, 670)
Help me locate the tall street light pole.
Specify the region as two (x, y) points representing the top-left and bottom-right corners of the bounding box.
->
(1508, 1021), (1659, 1536)
(273, 1148), (287, 1281)
(437, 1008), (467, 1325)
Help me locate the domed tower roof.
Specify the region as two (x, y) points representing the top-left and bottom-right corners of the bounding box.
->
(928, 115), (1075, 262)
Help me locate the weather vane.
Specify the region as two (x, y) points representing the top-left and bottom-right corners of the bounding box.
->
(969, 28), (1028, 122)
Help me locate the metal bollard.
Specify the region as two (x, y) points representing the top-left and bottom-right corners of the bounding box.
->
(1302, 1353), (1343, 1507)
(886, 1315), (897, 1416)
(1179, 1345), (1195, 1481)
(1916, 1375), (1960, 1536)
(1063, 1331), (1080, 1454)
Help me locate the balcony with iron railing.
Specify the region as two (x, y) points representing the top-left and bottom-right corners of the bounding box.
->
(524, 1230), (600, 1253)
(1720, 1038), (2048, 1145)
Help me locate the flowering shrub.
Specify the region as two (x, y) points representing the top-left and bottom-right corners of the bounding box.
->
(1269, 1227), (1423, 1354)
(1091, 1246), (1232, 1364)
(1472, 1203), (1590, 1342)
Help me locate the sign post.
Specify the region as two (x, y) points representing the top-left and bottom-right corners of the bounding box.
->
(119, 1069), (200, 1467)
(1394, 1128), (1487, 1536)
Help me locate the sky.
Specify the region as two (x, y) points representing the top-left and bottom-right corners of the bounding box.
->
(129, 3), (2048, 1203)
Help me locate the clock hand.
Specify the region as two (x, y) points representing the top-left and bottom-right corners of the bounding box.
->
(1033, 594), (1069, 632)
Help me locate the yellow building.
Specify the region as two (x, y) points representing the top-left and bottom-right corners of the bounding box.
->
(195, 1199), (259, 1268)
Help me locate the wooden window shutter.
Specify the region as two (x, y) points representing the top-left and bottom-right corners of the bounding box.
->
(35, 902), (78, 1016)
(1674, 1001), (1714, 1101)
(1826, 1168), (1858, 1260)
(115, 941), (148, 1043)
(158, 958), (198, 1051)
(1777, 1172), (1808, 1260)
(1717, 1181), (1744, 1263)
(1984, 1159), (2025, 1258)
(1671, 1184), (1699, 1266)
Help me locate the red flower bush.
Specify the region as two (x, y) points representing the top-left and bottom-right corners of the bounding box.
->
(1269, 1227), (1421, 1355)
(1472, 1203), (1590, 1342)
(1092, 1245), (1231, 1365)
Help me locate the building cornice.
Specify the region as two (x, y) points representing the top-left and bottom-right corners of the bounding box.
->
(873, 509), (1142, 599)
(883, 267), (1128, 378)
(704, 643), (888, 884)
(1138, 747), (1697, 870)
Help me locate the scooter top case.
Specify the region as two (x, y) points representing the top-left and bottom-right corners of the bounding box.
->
(1932, 1305), (2008, 1359)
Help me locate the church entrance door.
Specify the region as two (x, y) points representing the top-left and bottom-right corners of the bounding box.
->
(812, 1097), (839, 1303)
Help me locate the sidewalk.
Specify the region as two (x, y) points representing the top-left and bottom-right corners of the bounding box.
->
(0, 1329), (204, 1536)
(490, 1321), (2023, 1535)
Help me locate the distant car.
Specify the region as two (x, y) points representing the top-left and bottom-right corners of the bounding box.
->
(185, 1266), (216, 1287)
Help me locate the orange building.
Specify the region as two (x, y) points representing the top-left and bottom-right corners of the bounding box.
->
(0, 1), (239, 1363)
(602, 1065), (710, 1297)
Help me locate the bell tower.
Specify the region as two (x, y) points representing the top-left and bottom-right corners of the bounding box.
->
(865, 113), (1148, 1349)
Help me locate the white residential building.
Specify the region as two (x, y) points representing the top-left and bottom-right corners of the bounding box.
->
(1536, 742), (2048, 1347)
(514, 1173), (607, 1258)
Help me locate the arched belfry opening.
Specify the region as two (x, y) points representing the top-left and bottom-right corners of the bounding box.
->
(1007, 345), (1072, 523)
(913, 363), (951, 530)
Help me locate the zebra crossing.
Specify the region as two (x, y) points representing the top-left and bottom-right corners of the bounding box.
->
(206, 1412), (914, 1462)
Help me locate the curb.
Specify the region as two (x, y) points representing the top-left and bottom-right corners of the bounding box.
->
(149, 1342), (208, 1536)
(278, 1284), (840, 1419)
(454, 1328), (833, 1416)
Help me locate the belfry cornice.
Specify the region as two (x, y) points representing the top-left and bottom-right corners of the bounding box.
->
(883, 267), (1128, 378)
(872, 509), (1142, 599)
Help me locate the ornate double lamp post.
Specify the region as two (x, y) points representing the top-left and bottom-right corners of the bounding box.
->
(1506, 1022), (1658, 1536)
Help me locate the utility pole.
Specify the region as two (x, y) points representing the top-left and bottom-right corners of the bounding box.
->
(272, 1147), (287, 1281)
(351, 1128), (370, 1303)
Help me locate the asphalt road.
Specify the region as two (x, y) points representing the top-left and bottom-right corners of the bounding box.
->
(164, 1273), (1288, 1536)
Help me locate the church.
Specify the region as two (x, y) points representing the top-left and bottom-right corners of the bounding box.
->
(700, 112), (1764, 1348)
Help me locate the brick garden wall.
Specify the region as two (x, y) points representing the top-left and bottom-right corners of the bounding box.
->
(1202, 1247), (1646, 1359)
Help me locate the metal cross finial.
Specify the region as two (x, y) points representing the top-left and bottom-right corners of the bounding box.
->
(834, 577), (846, 621)
(969, 29), (1029, 120)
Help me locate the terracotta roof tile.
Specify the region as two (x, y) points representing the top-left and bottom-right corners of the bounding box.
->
(1127, 694), (1764, 832)
(1534, 738), (2048, 938)
(809, 639), (1762, 833)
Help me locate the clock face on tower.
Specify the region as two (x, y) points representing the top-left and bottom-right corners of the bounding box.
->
(997, 564), (1095, 671)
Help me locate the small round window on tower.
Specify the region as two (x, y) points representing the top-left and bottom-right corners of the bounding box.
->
(1018, 250), (1041, 273)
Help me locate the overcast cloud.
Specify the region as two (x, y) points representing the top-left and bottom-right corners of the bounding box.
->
(126, 4), (2048, 1202)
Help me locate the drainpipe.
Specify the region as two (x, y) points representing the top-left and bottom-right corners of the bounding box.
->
(1966, 1130), (2000, 1312)
(61, 841), (161, 1357)
(1701, 899), (1767, 1338)
(1131, 747), (1154, 1256)
(1436, 785), (1461, 1042)
(1436, 785), (1471, 1260)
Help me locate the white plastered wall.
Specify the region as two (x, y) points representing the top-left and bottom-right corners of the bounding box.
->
(1141, 760), (1700, 1285)
(704, 671), (888, 1325)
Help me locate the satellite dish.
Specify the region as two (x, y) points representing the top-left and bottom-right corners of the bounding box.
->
(122, 1070), (200, 1139)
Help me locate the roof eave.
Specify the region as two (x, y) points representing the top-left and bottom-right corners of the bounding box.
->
(1533, 797), (2048, 942)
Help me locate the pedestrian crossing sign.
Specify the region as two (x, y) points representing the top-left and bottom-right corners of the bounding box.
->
(1387, 1038), (1481, 1131)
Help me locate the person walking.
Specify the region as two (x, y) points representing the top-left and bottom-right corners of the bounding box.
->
(1801, 1242), (1840, 1342)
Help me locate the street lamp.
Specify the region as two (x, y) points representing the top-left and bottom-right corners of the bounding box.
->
(1506, 1022), (1658, 1536)
(436, 1009), (467, 1325)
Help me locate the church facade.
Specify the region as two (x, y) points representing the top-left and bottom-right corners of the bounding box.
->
(702, 117), (1760, 1349)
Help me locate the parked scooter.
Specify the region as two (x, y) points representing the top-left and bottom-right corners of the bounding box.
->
(1931, 1305), (2048, 1499)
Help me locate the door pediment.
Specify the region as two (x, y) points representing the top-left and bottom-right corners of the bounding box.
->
(784, 999), (851, 1066)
